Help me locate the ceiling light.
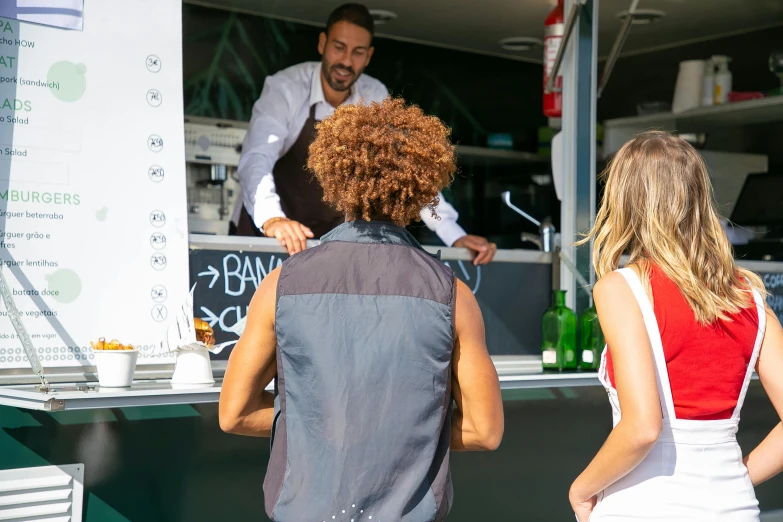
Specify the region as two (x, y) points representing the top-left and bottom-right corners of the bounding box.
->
(369, 9), (397, 25)
(616, 9), (666, 24)
(498, 37), (543, 52)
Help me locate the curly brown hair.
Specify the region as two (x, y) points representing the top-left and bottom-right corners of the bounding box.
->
(307, 97), (456, 226)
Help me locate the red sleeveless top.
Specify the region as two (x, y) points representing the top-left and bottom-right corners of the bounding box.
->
(606, 264), (760, 420)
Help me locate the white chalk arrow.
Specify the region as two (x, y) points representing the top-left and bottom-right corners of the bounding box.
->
(200, 306), (219, 328)
(228, 316), (248, 337)
(197, 265), (220, 288)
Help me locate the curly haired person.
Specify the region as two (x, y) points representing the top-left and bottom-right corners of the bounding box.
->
(308, 97), (455, 226)
(220, 98), (504, 522)
(232, 3), (496, 265)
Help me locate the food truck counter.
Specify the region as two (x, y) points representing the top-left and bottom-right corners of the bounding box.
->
(0, 357), (613, 412)
(1, 235), (782, 412)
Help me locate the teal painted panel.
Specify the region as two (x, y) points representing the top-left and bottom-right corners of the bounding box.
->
(119, 405), (201, 421)
(86, 493), (132, 522)
(0, 384), (779, 521)
(0, 430), (49, 469)
(49, 409), (118, 425)
(0, 405), (41, 428)
(502, 388), (557, 401)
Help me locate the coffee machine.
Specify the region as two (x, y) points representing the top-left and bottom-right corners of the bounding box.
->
(184, 116), (247, 235)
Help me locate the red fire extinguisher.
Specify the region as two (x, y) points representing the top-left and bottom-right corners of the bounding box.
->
(543, 0), (564, 118)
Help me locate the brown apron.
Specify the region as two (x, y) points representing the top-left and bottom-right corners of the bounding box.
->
(232, 104), (344, 238)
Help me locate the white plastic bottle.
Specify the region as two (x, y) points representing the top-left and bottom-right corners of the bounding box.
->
(702, 59), (715, 107)
(713, 55), (732, 105)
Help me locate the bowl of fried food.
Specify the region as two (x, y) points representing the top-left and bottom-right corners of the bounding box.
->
(90, 338), (139, 387)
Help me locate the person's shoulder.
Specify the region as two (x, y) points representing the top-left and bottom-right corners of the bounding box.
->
(260, 265), (282, 289)
(266, 62), (316, 90)
(356, 71), (386, 89)
(455, 277), (473, 300)
(403, 248), (455, 291)
(277, 244), (328, 277)
(355, 72), (389, 102)
(250, 265), (281, 311)
(593, 271), (630, 301)
(454, 276), (483, 331)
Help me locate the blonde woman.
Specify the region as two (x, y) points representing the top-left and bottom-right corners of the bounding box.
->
(570, 131), (783, 521)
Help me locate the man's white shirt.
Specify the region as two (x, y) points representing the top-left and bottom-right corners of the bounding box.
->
(233, 61), (466, 246)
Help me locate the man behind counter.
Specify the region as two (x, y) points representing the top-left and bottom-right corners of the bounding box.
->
(230, 3), (497, 265)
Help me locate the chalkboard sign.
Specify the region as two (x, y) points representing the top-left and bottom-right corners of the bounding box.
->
(189, 247), (551, 358)
(760, 272), (783, 323)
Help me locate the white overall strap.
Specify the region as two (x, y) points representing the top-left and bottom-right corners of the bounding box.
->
(616, 268), (677, 421)
(731, 288), (767, 420)
(597, 345), (610, 387)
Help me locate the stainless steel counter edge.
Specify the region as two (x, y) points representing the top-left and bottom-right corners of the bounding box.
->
(192, 235), (783, 268)
(188, 234), (552, 264)
(0, 361), (228, 386)
(0, 360), (759, 411)
(2, 358), (539, 386)
(737, 260), (783, 274)
(0, 356), (605, 411)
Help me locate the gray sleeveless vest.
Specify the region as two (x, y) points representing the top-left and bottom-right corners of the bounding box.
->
(264, 221), (456, 521)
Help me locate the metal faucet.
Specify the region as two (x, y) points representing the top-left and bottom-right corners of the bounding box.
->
(501, 191), (592, 299)
(501, 191), (557, 253)
(520, 232), (542, 249)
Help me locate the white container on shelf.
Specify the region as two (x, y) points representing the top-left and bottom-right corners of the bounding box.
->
(672, 59), (706, 113)
(702, 59), (715, 107)
(93, 349), (138, 387)
(713, 55), (732, 105)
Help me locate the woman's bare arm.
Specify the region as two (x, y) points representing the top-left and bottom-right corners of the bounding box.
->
(744, 306), (783, 486)
(218, 268), (280, 437)
(450, 279), (504, 451)
(570, 271), (663, 516)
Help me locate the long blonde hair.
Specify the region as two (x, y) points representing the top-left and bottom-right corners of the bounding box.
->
(580, 131), (764, 324)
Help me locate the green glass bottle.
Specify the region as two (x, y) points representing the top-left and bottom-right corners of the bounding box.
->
(541, 290), (578, 371)
(580, 302), (604, 371)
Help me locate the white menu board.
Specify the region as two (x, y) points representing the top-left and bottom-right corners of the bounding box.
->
(0, 0), (187, 369)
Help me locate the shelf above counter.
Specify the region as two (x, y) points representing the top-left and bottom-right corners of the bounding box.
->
(455, 145), (548, 166)
(605, 95), (783, 130)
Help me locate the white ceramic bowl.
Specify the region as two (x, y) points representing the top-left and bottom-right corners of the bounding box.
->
(93, 349), (138, 387)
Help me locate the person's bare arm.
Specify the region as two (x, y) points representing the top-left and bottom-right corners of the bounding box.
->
(570, 271), (663, 521)
(450, 279), (504, 451)
(218, 267), (280, 437)
(744, 306), (783, 486)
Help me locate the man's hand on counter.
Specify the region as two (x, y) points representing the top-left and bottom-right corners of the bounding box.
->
(264, 218), (314, 255)
(453, 235), (497, 265)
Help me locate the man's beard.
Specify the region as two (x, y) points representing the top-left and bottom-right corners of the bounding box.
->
(322, 60), (362, 92)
